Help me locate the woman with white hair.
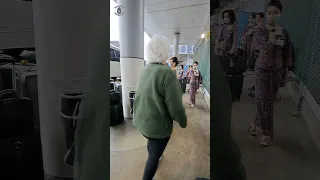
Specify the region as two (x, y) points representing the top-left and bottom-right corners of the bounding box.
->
(133, 35), (187, 180)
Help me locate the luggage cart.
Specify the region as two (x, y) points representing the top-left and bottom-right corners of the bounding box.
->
(0, 54), (17, 93)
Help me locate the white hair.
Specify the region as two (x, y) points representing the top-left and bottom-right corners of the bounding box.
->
(146, 35), (170, 64)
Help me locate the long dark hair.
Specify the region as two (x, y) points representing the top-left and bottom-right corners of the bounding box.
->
(250, 12), (256, 19)
(222, 9), (236, 24)
(170, 57), (179, 65)
(257, 12), (265, 18)
(267, 0), (283, 12)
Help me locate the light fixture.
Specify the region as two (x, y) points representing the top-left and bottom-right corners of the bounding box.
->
(201, 33), (205, 39)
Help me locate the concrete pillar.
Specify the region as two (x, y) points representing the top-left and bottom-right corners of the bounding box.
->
(118, 0), (145, 119)
(173, 33), (180, 57)
(32, 0), (109, 177)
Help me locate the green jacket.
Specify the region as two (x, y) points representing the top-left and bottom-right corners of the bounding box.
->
(133, 63), (187, 139)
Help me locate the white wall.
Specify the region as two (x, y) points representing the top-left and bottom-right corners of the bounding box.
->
(144, 33), (150, 61)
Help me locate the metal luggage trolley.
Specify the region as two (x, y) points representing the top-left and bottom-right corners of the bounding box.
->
(0, 54), (17, 93)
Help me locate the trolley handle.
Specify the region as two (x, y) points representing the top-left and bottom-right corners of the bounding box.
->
(128, 92), (135, 100)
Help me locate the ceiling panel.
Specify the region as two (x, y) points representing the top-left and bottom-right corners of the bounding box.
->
(144, 0), (210, 45)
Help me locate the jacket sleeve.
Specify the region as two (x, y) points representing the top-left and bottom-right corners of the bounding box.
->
(164, 71), (187, 128)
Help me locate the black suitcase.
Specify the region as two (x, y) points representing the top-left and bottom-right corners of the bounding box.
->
(220, 56), (246, 75)
(181, 84), (186, 93)
(179, 78), (187, 85)
(0, 54), (16, 90)
(226, 74), (244, 101)
(110, 90), (121, 105)
(17, 71), (39, 128)
(0, 131), (44, 179)
(110, 103), (124, 126)
(0, 97), (35, 138)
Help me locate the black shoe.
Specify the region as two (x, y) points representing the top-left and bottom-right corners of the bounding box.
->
(248, 92), (255, 98)
(247, 86), (255, 91)
(232, 97), (240, 101)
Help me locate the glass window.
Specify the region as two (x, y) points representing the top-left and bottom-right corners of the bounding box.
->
(179, 45), (188, 54)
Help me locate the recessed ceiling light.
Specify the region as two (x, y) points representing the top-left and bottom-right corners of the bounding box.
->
(201, 33), (205, 39)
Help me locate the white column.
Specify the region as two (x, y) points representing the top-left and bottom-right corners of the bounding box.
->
(118, 0), (145, 119)
(32, 0), (109, 177)
(173, 33), (180, 57)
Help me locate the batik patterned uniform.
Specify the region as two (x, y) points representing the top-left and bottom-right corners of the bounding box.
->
(189, 70), (201, 105)
(177, 69), (184, 80)
(216, 24), (238, 56)
(241, 23), (256, 65)
(253, 25), (292, 139)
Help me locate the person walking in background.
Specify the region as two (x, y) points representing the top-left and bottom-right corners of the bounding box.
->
(186, 65), (192, 78)
(249, 0), (292, 147)
(177, 64), (184, 80)
(247, 12), (265, 96)
(241, 13), (257, 71)
(186, 65), (192, 92)
(188, 61), (202, 108)
(215, 9), (238, 57)
(255, 12), (265, 26)
(133, 35), (187, 180)
(168, 56), (179, 75)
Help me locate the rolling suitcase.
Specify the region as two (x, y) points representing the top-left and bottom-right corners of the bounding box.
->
(179, 78), (187, 94)
(0, 54), (16, 91)
(226, 74), (244, 101)
(220, 56), (246, 75)
(15, 68), (39, 128)
(110, 103), (124, 126)
(0, 97), (35, 138)
(110, 90), (121, 105)
(0, 59), (40, 128)
(181, 83), (186, 93)
(179, 78), (187, 85)
(0, 131), (44, 180)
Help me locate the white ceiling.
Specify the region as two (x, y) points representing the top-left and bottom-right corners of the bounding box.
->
(144, 0), (210, 45)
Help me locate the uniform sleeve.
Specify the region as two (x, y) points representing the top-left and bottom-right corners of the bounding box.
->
(231, 26), (238, 53)
(253, 26), (274, 52)
(282, 30), (293, 69)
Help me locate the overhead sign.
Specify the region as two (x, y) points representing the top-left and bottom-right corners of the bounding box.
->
(114, 5), (124, 16)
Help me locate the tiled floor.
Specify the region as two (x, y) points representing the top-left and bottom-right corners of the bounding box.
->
(232, 72), (320, 180)
(110, 92), (211, 180)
